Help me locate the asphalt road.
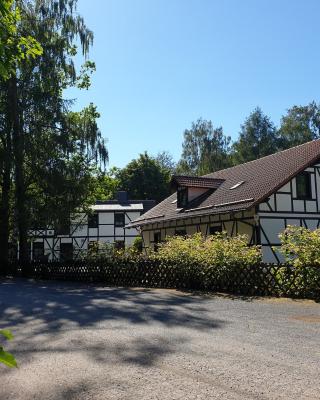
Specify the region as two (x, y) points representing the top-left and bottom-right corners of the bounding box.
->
(0, 279), (319, 400)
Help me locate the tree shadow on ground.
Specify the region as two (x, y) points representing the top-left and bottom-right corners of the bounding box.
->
(0, 278), (224, 332)
(0, 278), (226, 370)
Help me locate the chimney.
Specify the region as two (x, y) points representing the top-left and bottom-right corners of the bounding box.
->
(117, 191), (128, 203)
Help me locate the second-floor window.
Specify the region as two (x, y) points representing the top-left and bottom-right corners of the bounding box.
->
(114, 212), (125, 227)
(177, 187), (188, 208)
(88, 213), (98, 228)
(296, 172), (312, 199)
(56, 220), (70, 235)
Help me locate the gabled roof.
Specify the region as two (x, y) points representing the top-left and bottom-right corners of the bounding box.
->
(171, 175), (225, 189)
(128, 140), (320, 227)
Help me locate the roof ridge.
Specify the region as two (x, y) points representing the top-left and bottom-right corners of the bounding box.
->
(204, 139), (320, 177)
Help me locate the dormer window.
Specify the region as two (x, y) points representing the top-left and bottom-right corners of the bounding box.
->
(171, 175), (225, 209)
(177, 187), (188, 208)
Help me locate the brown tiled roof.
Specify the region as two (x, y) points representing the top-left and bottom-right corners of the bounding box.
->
(171, 175), (225, 189)
(128, 140), (320, 227)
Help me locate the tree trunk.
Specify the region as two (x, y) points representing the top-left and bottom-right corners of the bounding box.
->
(0, 124), (12, 272)
(8, 75), (29, 264)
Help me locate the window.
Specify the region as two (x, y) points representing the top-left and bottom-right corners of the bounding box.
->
(177, 187), (188, 208)
(154, 232), (161, 251)
(88, 213), (98, 228)
(114, 212), (125, 227)
(209, 225), (222, 235)
(60, 243), (73, 261)
(296, 172), (312, 199)
(55, 220), (70, 235)
(33, 242), (44, 261)
(114, 240), (125, 250)
(175, 229), (187, 237)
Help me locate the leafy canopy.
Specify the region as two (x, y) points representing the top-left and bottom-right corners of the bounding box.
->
(177, 118), (232, 175)
(278, 102), (320, 148)
(0, 0), (42, 79)
(116, 152), (171, 202)
(232, 107), (279, 164)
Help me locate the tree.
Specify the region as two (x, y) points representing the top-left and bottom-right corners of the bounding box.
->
(177, 118), (232, 176)
(278, 102), (320, 149)
(0, 0), (42, 79)
(155, 151), (176, 175)
(0, 0), (107, 267)
(116, 153), (171, 203)
(90, 167), (120, 202)
(232, 107), (279, 164)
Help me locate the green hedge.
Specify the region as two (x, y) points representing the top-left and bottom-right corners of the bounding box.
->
(3, 229), (320, 299)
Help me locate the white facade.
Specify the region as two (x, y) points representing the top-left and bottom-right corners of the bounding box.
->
(258, 163), (320, 263)
(140, 163), (320, 263)
(30, 198), (150, 261)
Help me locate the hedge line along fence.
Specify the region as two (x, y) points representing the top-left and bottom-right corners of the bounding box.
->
(3, 259), (320, 299)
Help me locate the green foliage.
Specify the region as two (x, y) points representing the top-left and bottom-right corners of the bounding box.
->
(80, 241), (115, 261)
(115, 152), (171, 202)
(91, 168), (120, 201)
(278, 102), (320, 148)
(155, 232), (261, 266)
(278, 225), (320, 267)
(276, 225), (320, 296)
(232, 107), (279, 164)
(0, 329), (17, 368)
(154, 232), (262, 288)
(177, 118), (232, 175)
(0, 0), (43, 79)
(0, 0), (108, 265)
(155, 151), (176, 174)
(132, 236), (143, 253)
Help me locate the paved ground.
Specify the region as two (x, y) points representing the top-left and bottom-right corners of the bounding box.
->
(0, 279), (319, 400)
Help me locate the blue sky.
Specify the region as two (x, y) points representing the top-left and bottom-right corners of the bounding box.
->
(67, 0), (320, 168)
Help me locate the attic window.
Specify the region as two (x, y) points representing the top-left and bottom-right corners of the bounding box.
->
(230, 181), (245, 190)
(177, 187), (188, 208)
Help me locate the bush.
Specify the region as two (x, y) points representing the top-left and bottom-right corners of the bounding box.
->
(278, 225), (320, 267)
(153, 232), (262, 289)
(131, 236), (143, 253)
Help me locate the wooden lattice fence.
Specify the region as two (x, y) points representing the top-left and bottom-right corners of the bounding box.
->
(3, 260), (320, 299)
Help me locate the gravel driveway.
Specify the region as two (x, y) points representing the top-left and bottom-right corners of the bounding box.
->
(0, 279), (319, 400)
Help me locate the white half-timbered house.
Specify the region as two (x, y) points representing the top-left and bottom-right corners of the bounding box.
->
(128, 140), (320, 263)
(30, 192), (155, 261)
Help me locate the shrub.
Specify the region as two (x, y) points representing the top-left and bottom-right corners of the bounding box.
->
(278, 225), (320, 267)
(153, 232), (262, 289)
(131, 236), (143, 253)
(275, 225), (320, 297)
(80, 241), (115, 262)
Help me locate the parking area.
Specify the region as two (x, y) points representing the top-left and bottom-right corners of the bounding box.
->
(0, 279), (319, 400)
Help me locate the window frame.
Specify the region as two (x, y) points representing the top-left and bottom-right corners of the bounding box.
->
(296, 172), (312, 200)
(209, 225), (222, 235)
(175, 229), (187, 237)
(177, 186), (188, 208)
(153, 231), (161, 251)
(114, 212), (125, 227)
(55, 220), (70, 236)
(33, 241), (44, 261)
(88, 213), (99, 229)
